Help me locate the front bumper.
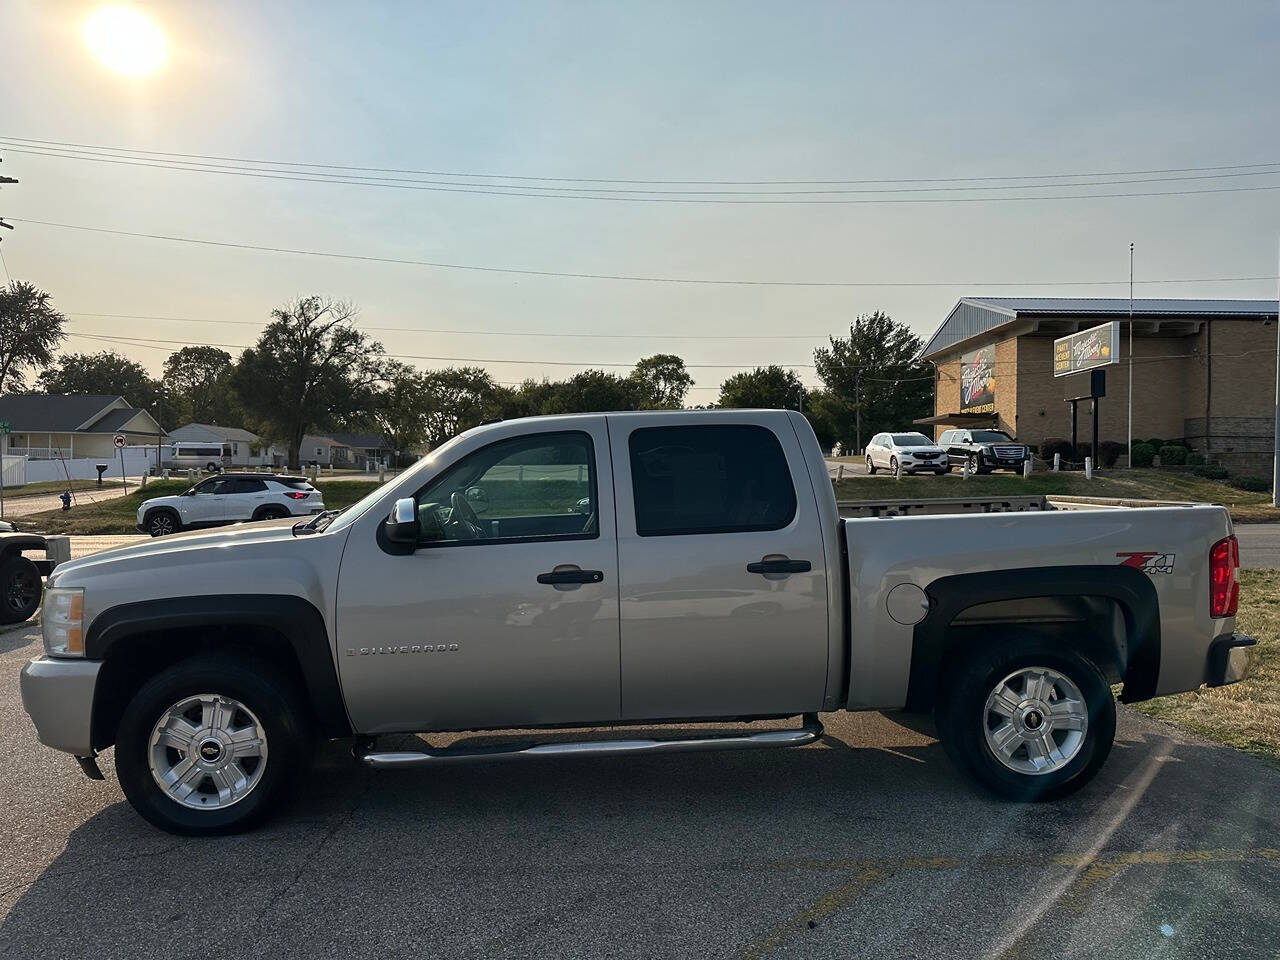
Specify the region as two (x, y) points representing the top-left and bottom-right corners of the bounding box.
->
(19, 656), (101, 756)
(1206, 633), (1256, 687)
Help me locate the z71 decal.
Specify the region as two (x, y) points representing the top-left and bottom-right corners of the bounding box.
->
(1117, 551), (1176, 575)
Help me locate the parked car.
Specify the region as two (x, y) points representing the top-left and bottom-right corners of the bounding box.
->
(865, 432), (948, 475)
(940, 429), (1030, 474)
(163, 441), (233, 473)
(21, 410), (1250, 834)
(136, 473), (325, 536)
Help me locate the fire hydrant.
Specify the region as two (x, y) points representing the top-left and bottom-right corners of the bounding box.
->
(59, 490), (72, 511)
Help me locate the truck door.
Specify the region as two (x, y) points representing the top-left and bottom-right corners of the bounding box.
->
(608, 413), (829, 720)
(334, 417), (621, 734)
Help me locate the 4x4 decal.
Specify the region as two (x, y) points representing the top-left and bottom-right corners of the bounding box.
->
(1117, 551), (1176, 575)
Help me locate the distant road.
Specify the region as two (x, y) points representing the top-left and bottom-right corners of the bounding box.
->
(1235, 524), (1280, 570)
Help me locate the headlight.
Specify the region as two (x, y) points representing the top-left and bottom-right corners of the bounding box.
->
(43, 587), (85, 657)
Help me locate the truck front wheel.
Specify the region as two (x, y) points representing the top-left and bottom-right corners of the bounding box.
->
(114, 653), (314, 835)
(935, 636), (1115, 801)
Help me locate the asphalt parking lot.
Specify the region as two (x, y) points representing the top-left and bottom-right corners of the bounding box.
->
(3, 624), (1277, 960)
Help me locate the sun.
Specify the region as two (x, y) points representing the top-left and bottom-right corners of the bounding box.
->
(84, 6), (168, 76)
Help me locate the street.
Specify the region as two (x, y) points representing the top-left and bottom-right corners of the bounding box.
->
(2, 623), (1276, 959)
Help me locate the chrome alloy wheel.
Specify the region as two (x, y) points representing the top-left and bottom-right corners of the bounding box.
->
(982, 666), (1088, 775)
(148, 694), (268, 809)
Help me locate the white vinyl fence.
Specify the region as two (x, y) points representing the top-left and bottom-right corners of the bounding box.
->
(16, 449), (158, 485)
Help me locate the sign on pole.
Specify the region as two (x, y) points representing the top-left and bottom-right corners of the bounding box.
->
(114, 434), (128, 492)
(0, 421), (8, 517)
(1053, 322), (1121, 378)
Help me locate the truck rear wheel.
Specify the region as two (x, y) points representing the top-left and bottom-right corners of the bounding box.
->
(0, 555), (42, 624)
(935, 635), (1115, 801)
(114, 653), (314, 835)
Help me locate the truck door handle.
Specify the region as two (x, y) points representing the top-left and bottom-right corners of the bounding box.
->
(537, 568), (605, 585)
(747, 558), (812, 575)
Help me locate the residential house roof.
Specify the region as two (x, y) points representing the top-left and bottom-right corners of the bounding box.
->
(170, 423), (264, 444)
(0, 394), (162, 433)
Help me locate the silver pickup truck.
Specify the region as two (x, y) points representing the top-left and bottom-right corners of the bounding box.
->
(20, 410), (1252, 835)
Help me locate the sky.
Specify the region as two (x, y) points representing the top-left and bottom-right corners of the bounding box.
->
(2, 0), (1279, 403)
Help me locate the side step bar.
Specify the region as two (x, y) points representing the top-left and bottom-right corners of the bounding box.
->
(357, 713), (823, 768)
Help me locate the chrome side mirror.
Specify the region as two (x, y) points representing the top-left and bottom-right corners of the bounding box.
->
(385, 497), (419, 547)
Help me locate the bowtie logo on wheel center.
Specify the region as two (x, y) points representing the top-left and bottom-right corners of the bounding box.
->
(198, 738), (224, 764)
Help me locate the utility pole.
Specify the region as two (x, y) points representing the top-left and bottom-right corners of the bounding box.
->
(1128, 243), (1134, 467)
(851, 318), (862, 454)
(1273, 236), (1279, 508)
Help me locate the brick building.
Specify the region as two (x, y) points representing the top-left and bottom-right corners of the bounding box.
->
(918, 298), (1278, 473)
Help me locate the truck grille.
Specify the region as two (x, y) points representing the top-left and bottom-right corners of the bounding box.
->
(993, 445), (1026, 459)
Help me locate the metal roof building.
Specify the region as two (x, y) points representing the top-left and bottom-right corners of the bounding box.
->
(919, 298), (1278, 473)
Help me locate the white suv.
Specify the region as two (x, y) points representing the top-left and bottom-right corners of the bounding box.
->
(864, 432), (948, 475)
(137, 474), (325, 537)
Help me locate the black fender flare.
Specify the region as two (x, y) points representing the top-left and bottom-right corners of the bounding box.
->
(905, 565), (1159, 712)
(85, 594), (352, 737)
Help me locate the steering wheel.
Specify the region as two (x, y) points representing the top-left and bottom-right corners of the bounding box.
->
(448, 491), (486, 539)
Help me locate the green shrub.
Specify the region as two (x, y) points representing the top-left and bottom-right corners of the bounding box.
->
(1190, 464), (1228, 480)
(1130, 443), (1156, 468)
(1145, 438), (1165, 451)
(1158, 444), (1188, 466)
(1230, 475), (1271, 493)
(1186, 452), (1206, 466)
(1097, 440), (1127, 468)
(1039, 437), (1074, 464)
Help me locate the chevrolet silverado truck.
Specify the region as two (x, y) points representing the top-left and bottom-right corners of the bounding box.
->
(20, 410), (1252, 835)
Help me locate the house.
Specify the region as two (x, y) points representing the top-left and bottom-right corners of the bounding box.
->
(300, 434), (353, 468)
(169, 423), (282, 467)
(0, 394), (164, 460)
(326, 432), (395, 469)
(301, 432), (393, 469)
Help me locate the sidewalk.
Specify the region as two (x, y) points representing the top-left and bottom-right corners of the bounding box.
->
(1, 483), (137, 519)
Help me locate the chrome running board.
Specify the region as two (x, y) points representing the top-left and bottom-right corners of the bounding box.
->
(356, 714), (823, 768)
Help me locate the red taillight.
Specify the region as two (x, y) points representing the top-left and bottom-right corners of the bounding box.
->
(286, 491), (309, 500)
(1209, 535), (1240, 618)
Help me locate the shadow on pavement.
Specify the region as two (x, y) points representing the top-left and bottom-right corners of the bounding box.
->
(2, 712), (1278, 959)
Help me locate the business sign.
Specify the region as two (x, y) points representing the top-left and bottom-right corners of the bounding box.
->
(1054, 322), (1120, 378)
(959, 346), (996, 414)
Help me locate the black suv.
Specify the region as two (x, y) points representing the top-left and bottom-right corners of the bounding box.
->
(939, 429), (1029, 474)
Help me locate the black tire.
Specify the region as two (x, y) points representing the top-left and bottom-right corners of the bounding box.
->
(866, 456), (877, 475)
(252, 506), (289, 522)
(889, 457), (899, 474)
(146, 509), (180, 537)
(935, 634), (1115, 802)
(0, 556), (42, 624)
(115, 653), (314, 835)
(206, 462), (220, 473)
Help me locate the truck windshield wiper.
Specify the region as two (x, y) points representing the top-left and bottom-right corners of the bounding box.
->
(294, 510), (340, 536)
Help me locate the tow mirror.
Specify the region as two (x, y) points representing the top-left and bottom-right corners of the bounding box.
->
(385, 497), (419, 547)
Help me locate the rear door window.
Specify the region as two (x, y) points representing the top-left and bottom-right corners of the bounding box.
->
(628, 424), (796, 537)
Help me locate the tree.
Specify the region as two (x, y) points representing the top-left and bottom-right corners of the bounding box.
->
(37, 350), (159, 408)
(541, 369), (640, 414)
(419, 367), (501, 447)
(812, 311), (932, 450)
(718, 365), (805, 409)
(629, 354), (693, 408)
(162, 346), (240, 426)
(358, 361), (430, 455)
(231, 296), (385, 468)
(0, 281), (66, 392)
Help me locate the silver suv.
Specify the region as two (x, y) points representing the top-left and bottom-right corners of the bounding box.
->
(137, 473), (325, 536)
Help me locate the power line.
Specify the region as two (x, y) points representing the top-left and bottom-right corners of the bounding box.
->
(7, 143), (1280, 197)
(5, 134), (1279, 186)
(10, 218), (1280, 289)
(67, 312), (834, 340)
(7, 146), (1280, 204)
(64, 330), (818, 368)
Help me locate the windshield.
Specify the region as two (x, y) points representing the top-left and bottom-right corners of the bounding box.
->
(891, 434), (933, 446)
(971, 431), (1014, 443)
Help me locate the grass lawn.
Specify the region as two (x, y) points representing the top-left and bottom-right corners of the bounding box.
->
(3, 478), (127, 499)
(19, 479), (384, 535)
(1135, 570), (1279, 761)
(832, 468), (1278, 522)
